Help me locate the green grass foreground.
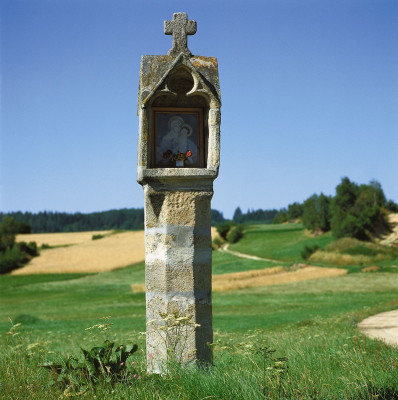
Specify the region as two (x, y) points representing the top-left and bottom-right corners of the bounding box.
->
(1, 223), (398, 399)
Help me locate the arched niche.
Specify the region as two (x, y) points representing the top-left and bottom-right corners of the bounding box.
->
(149, 67), (210, 169)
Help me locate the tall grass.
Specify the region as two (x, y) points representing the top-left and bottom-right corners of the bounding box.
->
(1, 222), (398, 398)
(2, 312), (398, 399)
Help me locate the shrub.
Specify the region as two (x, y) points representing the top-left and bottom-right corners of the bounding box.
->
(42, 340), (139, 392)
(273, 210), (288, 224)
(301, 244), (320, 260)
(227, 225), (244, 244)
(216, 221), (234, 240)
(92, 234), (105, 240)
(0, 246), (27, 274)
(212, 237), (224, 250)
(0, 217), (39, 274)
(17, 241), (38, 257)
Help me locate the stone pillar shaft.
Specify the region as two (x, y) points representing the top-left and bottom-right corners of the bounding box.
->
(144, 182), (213, 372)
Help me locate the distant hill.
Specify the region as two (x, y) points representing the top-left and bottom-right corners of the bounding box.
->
(0, 208), (226, 233)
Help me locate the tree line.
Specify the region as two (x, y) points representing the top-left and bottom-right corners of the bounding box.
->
(232, 177), (397, 241)
(0, 209), (226, 233)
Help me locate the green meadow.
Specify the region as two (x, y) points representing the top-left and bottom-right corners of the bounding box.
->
(230, 223), (335, 261)
(1, 223), (398, 399)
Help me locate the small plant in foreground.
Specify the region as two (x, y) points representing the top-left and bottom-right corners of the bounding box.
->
(41, 340), (139, 394)
(145, 311), (200, 367)
(255, 345), (288, 397)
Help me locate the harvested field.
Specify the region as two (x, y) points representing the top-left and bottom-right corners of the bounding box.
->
(16, 231), (113, 247)
(12, 231), (145, 274)
(213, 265), (347, 291)
(14, 229), (220, 275)
(131, 265), (347, 293)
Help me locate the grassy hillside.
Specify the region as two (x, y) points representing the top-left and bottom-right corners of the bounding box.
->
(212, 251), (283, 274)
(229, 223), (335, 261)
(229, 222), (398, 270)
(1, 223), (398, 399)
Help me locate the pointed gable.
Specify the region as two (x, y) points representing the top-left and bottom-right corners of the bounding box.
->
(138, 53), (221, 113)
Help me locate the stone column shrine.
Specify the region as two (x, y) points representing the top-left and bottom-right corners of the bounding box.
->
(136, 12), (221, 372)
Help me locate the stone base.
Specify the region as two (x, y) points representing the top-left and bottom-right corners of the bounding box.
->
(143, 181), (213, 372)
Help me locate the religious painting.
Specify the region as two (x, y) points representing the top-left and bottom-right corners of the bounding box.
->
(152, 107), (204, 168)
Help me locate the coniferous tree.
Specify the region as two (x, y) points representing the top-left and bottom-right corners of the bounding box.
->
(232, 207), (243, 223)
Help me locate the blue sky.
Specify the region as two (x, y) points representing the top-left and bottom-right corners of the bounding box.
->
(1, 0), (397, 219)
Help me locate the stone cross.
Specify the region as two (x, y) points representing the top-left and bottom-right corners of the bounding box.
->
(164, 12), (197, 56)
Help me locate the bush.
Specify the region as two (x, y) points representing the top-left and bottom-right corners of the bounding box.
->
(273, 210), (288, 224)
(92, 234), (105, 240)
(0, 217), (39, 274)
(212, 237), (224, 250)
(17, 241), (38, 257)
(301, 244), (320, 261)
(216, 221), (234, 240)
(227, 225), (244, 244)
(42, 340), (139, 392)
(0, 246), (27, 274)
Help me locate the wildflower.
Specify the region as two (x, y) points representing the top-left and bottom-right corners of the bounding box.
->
(133, 374), (137, 378)
(131, 361), (135, 365)
(120, 362), (124, 366)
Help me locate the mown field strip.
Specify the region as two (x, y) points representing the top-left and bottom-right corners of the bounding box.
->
(212, 265), (348, 291)
(132, 265), (348, 293)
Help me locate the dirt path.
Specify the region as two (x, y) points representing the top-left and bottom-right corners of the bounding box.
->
(220, 243), (280, 263)
(379, 213), (398, 246)
(358, 309), (398, 347)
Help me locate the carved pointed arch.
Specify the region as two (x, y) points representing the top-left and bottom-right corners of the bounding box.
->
(141, 53), (221, 109)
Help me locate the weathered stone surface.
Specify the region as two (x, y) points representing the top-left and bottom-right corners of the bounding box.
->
(136, 12), (221, 373)
(144, 186), (213, 372)
(137, 55), (221, 112)
(164, 13), (196, 57)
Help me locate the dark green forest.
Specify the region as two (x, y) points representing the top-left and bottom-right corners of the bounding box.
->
(2, 178), (396, 240)
(0, 209), (226, 233)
